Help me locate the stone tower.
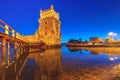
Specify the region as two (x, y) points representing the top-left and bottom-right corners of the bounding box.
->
(36, 5), (61, 46)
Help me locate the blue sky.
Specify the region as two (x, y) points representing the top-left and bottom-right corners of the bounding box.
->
(0, 0), (120, 42)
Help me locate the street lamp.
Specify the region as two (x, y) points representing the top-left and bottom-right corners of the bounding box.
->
(108, 32), (117, 41)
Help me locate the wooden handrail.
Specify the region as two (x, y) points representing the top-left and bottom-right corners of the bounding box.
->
(0, 25), (5, 29)
(0, 20), (22, 37)
(0, 20), (15, 31)
(0, 19), (7, 25)
(0, 25), (13, 32)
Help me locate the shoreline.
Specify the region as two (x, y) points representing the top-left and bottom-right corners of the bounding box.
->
(66, 46), (120, 79)
(66, 43), (120, 54)
(67, 47), (120, 55)
(66, 43), (120, 47)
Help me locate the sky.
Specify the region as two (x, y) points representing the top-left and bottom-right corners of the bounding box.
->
(0, 0), (120, 42)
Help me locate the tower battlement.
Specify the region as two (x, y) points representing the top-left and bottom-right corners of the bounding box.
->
(40, 5), (59, 20)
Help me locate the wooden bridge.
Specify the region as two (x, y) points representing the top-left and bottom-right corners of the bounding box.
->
(0, 20), (45, 67)
(0, 20), (47, 80)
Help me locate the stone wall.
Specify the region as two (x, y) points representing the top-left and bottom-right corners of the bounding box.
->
(21, 35), (37, 42)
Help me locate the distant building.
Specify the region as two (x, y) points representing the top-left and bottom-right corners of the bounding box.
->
(68, 39), (80, 44)
(105, 38), (113, 43)
(89, 37), (103, 44)
(115, 40), (120, 44)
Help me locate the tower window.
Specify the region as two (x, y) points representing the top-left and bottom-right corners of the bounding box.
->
(44, 27), (47, 29)
(44, 21), (47, 24)
(45, 32), (47, 35)
(51, 30), (54, 34)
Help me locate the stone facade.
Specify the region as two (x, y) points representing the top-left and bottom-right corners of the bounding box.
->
(21, 35), (37, 42)
(36, 5), (61, 45)
(22, 5), (61, 45)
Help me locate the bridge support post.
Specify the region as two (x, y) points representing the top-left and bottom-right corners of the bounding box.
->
(21, 44), (23, 55)
(7, 41), (10, 66)
(1, 38), (6, 65)
(18, 44), (20, 57)
(19, 43), (21, 56)
(23, 44), (25, 54)
(18, 43), (20, 56)
(14, 41), (17, 59)
(20, 44), (22, 56)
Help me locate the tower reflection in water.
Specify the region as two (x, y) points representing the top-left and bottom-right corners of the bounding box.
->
(0, 46), (62, 80)
(0, 45), (62, 80)
(29, 48), (62, 80)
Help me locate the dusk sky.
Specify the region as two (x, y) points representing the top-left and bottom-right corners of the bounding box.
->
(0, 0), (120, 42)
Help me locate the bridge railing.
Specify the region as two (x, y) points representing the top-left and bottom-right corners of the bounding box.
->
(0, 19), (22, 39)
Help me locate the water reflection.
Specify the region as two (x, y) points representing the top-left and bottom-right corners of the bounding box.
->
(19, 48), (62, 80)
(62, 47), (120, 80)
(68, 47), (79, 52)
(0, 51), (29, 80)
(107, 54), (120, 61)
(33, 48), (62, 80)
(67, 47), (120, 62)
(1, 46), (120, 80)
(90, 51), (102, 55)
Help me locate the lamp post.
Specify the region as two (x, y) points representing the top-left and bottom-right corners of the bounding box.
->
(108, 32), (117, 42)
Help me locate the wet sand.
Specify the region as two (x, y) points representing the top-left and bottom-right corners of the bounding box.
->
(66, 47), (120, 80)
(61, 63), (120, 80)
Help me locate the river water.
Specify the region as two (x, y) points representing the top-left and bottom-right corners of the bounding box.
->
(0, 47), (120, 80)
